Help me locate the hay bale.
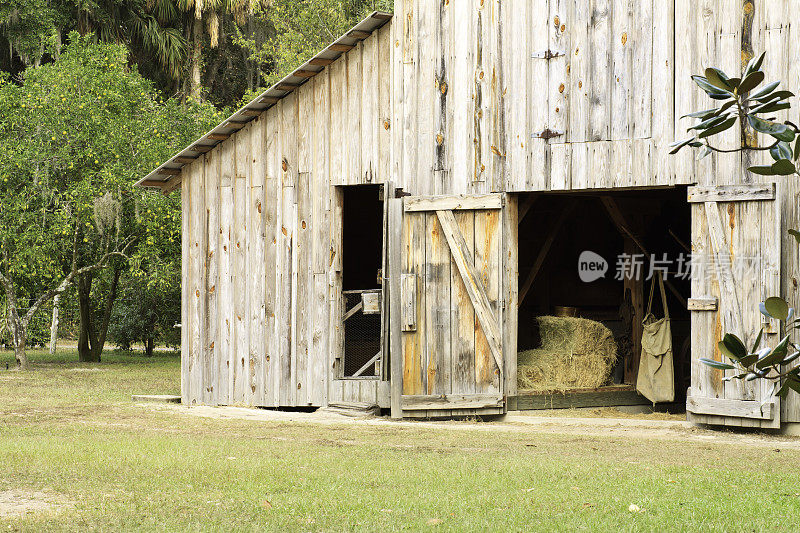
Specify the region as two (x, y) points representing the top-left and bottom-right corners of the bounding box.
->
(518, 316), (618, 393)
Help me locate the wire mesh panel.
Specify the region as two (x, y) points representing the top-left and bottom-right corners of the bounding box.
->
(343, 292), (381, 377)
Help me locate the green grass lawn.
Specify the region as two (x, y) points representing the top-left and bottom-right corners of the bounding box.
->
(1, 350), (799, 531)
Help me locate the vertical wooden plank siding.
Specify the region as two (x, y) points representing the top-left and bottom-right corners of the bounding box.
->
(402, 211), (426, 395)
(233, 127), (250, 403)
(263, 108), (279, 407)
(204, 149), (220, 405)
(249, 117), (266, 404)
(450, 211), (476, 395)
(218, 139), (235, 405)
(180, 158), (190, 405)
(474, 209), (501, 393)
(188, 156), (205, 405)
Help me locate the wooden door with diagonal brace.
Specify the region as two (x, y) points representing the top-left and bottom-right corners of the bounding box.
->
(389, 194), (508, 416)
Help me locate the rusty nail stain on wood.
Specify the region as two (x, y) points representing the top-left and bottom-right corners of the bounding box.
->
(561, 24), (566, 32)
(621, 32), (627, 45)
(479, 71), (484, 80)
(297, 383), (302, 389)
(440, 81), (448, 94)
(302, 220), (307, 229)
(436, 133), (444, 145)
(195, 290), (200, 298)
(281, 158), (288, 172)
(578, 81), (583, 89)
(384, 119), (390, 130)
(210, 341), (215, 349)
(554, 15), (560, 26)
(575, 47), (579, 55)
(282, 226), (287, 235)
(257, 203), (262, 213)
(559, 83), (565, 93)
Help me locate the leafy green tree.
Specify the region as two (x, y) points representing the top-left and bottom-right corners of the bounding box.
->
(672, 52), (800, 397)
(235, 0), (392, 91)
(0, 32), (219, 368)
(110, 189), (182, 356)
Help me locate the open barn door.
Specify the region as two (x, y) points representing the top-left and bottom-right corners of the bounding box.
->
(388, 194), (510, 417)
(686, 184), (781, 428)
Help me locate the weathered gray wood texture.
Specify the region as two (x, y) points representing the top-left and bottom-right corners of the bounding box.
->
(180, 25), (392, 407)
(391, 0), (675, 194)
(394, 195), (509, 417)
(177, 2), (800, 423)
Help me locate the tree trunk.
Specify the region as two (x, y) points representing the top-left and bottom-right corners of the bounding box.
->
(77, 273), (100, 363)
(11, 315), (27, 370)
(145, 337), (154, 357)
(91, 267), (121, 361)
(189, 12), (203, 100)
(77, 267), (121, 362)
(49, 293), (60, 355)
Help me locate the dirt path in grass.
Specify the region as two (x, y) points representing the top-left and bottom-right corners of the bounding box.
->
(146, 403), (800, 450)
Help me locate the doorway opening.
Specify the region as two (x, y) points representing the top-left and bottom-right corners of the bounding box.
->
(340, 184), (384, 378)
(515, 187), (691, 410)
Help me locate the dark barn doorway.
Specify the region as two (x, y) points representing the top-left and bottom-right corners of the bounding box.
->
(515, 187), (691, 410)
(340, 185), (384, 378)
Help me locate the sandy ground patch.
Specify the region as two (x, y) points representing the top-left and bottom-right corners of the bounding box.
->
(0, 490), (69, 519)
(145, 403), (800, 450)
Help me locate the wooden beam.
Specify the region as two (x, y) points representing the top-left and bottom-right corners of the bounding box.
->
(402, 394), (504, 410)
(276, 83), (300, 92)
(240, 109), (263, 116)
(517, 194), (539, 224)
(687, 395), (774, 420)
(191, 144), (214, 153)
(259, 96), (279, 104)
(162, 176), (183, 195)
(687, 183), (775, 203)
(518, 201), (576, 307)
(688, 297), (718, 311)
(293, 69), (320, 78)
(225, 121), (247, 130)
(348, 30), (371, 39)
(352, 351), (381, 378)
(600, 196), (688, 309)
(309, 57), (335, 66)
(371, 12), (392, 20)
(436, 210), (504, 377)
(207, 133), (230, 141)
(388, 197), (404, 419)
(158, 168), (181, 176)
(405, 194), (502, 212)
(329, 43), (355, 52)
(174, 157), (198, 164)
(139, 179), (167, 189)
(342, 301), (363, 321)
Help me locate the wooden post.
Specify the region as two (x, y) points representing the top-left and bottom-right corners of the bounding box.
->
(623, 237), (643, 385)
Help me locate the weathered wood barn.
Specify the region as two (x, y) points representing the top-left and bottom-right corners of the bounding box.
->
(139, 1), (800, 429)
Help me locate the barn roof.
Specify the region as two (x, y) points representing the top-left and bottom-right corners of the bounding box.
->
(136, 11), (393, 191)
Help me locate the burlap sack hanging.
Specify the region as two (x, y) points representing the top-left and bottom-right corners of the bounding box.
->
(636, 272), (675, 404)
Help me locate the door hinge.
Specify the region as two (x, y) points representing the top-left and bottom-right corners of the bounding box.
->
(532, 128), (565, 140)
(531, 49), (565, 60)
(395, 188), (411, 198)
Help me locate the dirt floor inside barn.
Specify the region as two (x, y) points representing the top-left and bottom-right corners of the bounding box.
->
(1, 350), (799, 531)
